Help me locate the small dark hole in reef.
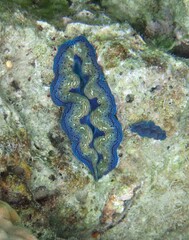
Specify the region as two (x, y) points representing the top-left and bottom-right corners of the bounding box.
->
(27, 214), (32, 221)
(150, 85), (161, 93)
(3, 112), (8, 120)
(0, 171), (9, 178)
(30, 60), (35, 67)
(167, 146), (170, 150)
(48, 132), (64, 148)
(48, 150), (55, 157)
(170, 43), (189, 58)
(67, 0), (72, 6)
(119, 153), (123, 157)
(36, 24), (43, 31)
(49, 174), (56, 181)
(91, 0), (102, 7)
(125, 94), (134, 103)
(37, 233), (43, 238)
(10, 80), (20, 91)
(34, 143), (41, 150)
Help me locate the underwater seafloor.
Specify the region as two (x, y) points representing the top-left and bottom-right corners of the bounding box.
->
(0, 0), (189, 239)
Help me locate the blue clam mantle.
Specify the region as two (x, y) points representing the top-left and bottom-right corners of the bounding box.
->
(50, 36), (123, 180)
(130, 121), (166, 140)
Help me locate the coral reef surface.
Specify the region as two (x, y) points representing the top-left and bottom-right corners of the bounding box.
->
(0, 2), (189, 240)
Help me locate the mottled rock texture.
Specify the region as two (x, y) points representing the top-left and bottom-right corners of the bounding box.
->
(101, 0), (189, 55)
(0, 3), (189, 240)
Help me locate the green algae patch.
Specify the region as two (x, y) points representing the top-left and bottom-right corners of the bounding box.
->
(0, 0), (70, 28)
(140, 48), (169, 70)
(103, 42), (130, 69)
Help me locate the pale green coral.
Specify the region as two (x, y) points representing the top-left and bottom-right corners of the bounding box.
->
(0, 201), (37, 240)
